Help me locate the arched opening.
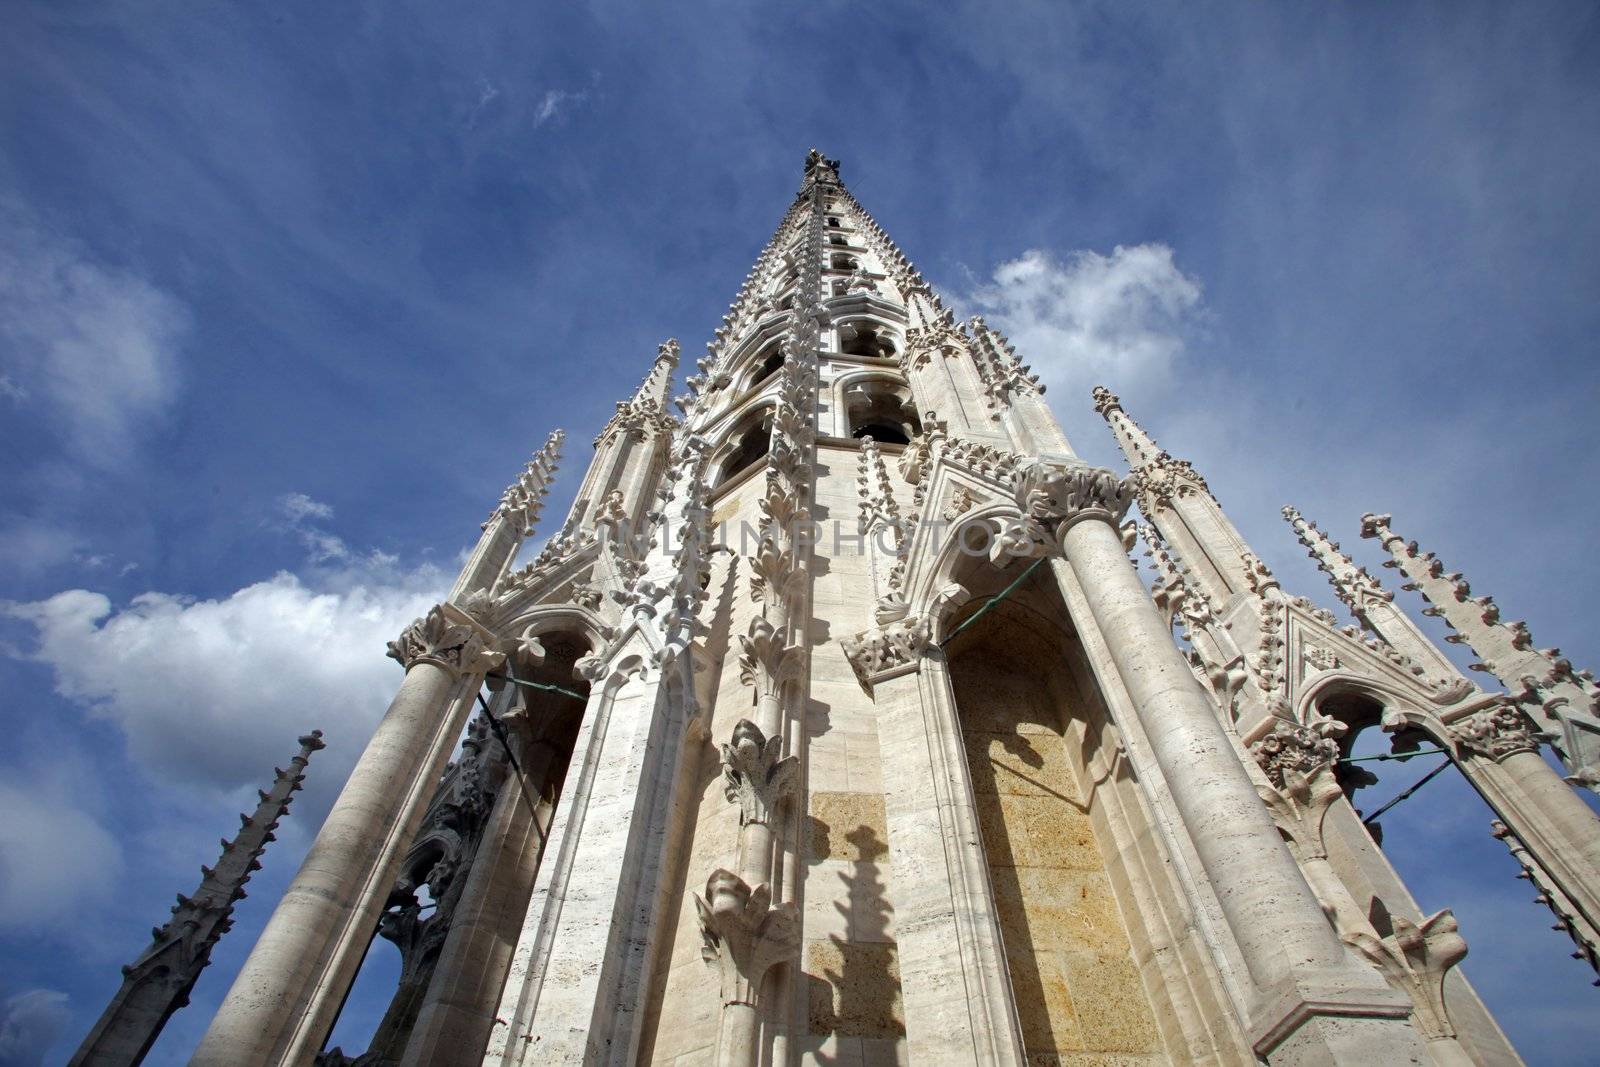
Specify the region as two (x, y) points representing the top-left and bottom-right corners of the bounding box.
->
(830, 253), (859, 272)
(844, 380), (919, 444)
(838, 322), (896, 360)
(715, 415), (771, 488)
(942, 561), (1163, 1060)
(827, 216), (842, 229)
(317, 630), (595, 1064)
(1312, 686), (1600, 1057)
(748, 343), (785, 391)
(828, 234), (848, 247)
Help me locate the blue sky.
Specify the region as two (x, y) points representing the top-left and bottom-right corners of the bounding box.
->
(2, 3), (1598, 1064)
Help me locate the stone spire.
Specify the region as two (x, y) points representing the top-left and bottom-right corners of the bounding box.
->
(452, 429), (565, 602)
(1281, 505), (1460, 685)
(1093, 385), (1263, 606)
(634, 338), (680, 407)
(1362, 512), (1600, 787)
(70, 731), (325, 1067)
(491, 430), (565, 535)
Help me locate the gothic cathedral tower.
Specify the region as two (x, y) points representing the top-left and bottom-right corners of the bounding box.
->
(184, 152), (1600, 1066)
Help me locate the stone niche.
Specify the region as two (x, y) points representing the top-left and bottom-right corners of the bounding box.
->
(946, 571), (1165, 1065)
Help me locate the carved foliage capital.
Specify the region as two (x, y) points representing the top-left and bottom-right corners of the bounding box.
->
(1249, 717), (1344, 790)
(721, 719), (799, 827)
(841, 615), (932, 688)
(1452, 705), (1539, 761)
(737, 615), (804, 699)
(695, 869), (800, 1008)
(387, 605), (503, 680)
(1020, 460), (1132, 537)
(1343, 909), (1467, 1041)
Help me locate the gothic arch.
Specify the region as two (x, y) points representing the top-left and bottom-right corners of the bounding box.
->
(705, 400), (776, 490)
(831, 368), (919, 443)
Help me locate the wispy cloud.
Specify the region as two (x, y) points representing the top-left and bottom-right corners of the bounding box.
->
(0, 200), (188, 464)
(534, 88), (587, 127)
(0, 755), (121, 932)
(0, 989), (71, 1067)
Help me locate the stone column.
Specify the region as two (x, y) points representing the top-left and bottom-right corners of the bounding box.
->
(1250, 727), (1476, 1067)
(1449, 705), (1600, 934)
(1005, 460), (1426, 1064)
(399, 692), (577, 1066)
(193, 604), (501, 1067)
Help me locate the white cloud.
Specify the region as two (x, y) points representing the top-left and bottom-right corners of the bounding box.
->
(534, 88), (587, 126)
(275, 495), (400, 572)
(0, 759), (122, 931)
(0, 200), (188, 462)
(0, 990), (70, 1067)
(2, 560), (444, 796)
(963, 244), (1204, 399)
(0, 375), (25, 402)
(279, 492), (334, 523)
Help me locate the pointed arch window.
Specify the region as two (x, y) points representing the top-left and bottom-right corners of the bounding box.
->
(715, 413), (773, 488)
(845, 380), (920, 445)
(839, 322), (898, 360)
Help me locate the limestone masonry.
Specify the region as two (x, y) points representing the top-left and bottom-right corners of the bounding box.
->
(91, 152), (1600, 1065)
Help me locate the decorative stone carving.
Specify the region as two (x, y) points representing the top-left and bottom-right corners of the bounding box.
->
(902, 322), (965, 370)
(941, 485), (975, 522)
(73, 733), (324, 1067)
(992, 460), (1131, 562)
(747, 536), (801, 605)
(487, 430), (565, 534)
(1452, 705), (1540, 762)
(1305, 646), (1340, 672)
(1249, 601), (1289, 714)
(594, 490), (627, 535)
(568, 581), (603, 612)
(695, 869), (800, 1008)
(1241, 552), (1279, 595)
(1249, 717), (1344, 790)
(1343, 909), (1468, 1041)
(720, 720), (799, 828)
(1256, 760), (1343, 862)
(387, 605), (504, 679)
(841, 614), (932, 689)
(1364, 511), (1600, 788)
(1090, 384), (1120, 416)
(736, 615), (804, 699)
(1490, 821), (1600, 980)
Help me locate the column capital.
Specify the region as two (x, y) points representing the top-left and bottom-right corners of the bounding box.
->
(994, 460), (1132, 561)
(1248, 717), (1345, 790)
(1452, 704), (1541, 762)
(694, 869), (800, 1008)
(386, 603), (505, 680)
(720, 719), (799, 828)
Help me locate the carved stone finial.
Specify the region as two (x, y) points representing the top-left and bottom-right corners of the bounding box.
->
(387, 605), (504, 679)
(1091, 385), (1121, 416)
(720, 720), (799, 827)
(695, 869), (800, 1008)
